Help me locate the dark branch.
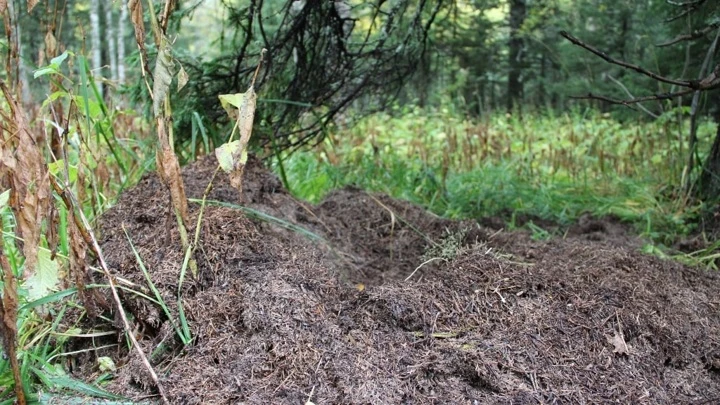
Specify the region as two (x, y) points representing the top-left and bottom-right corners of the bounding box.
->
(664, 0), (707, 22)
(658, 21), (720, 47)
(560, 30), (695, 88)
(570, 89), (696, 106)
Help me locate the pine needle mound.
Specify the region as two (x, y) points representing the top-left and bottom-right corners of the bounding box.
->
(83, 154), (720, 404)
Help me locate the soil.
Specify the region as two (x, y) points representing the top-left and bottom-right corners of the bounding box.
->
(74, 154), (720, 404)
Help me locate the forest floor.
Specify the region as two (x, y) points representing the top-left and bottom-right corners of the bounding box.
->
(74, 154), (720, 404)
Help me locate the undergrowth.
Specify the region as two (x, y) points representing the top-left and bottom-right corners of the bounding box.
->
(276, 104), (717, 254)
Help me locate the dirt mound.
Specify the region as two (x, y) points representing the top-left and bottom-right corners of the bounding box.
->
(80, 154), (720, 404)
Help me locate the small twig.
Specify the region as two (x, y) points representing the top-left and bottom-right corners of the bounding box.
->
(658, 22), (720, 46)
(305, 385), (316, 405)
(160, 0), (177, 34)
(50, 176), (170, 405)
(251, 48), (267, 88)
(606, 74), (659, 118)
(405, 257), (446, 281)
(493, 287), (506, 304)
(569, 89), (695, 106)
(664, 0), (707, 22)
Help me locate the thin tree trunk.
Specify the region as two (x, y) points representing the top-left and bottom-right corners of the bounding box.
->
(90, 0), (103, 96)
(9, 0), (31, 102)
(699, 115), (720, 201)
(688, 28), (720, 196)
(118, 0), (127, 83)
(106, 1), (117, 82)
(507, 0), (526, 115)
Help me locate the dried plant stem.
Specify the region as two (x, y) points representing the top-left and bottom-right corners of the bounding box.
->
(0, 241), (25, 405)
(50, 176), (170, 405)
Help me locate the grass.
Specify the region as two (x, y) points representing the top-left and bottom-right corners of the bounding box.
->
(275, 105), (716, 250)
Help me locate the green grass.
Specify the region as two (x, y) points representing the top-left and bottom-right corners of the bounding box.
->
(275, 106), (716, 249)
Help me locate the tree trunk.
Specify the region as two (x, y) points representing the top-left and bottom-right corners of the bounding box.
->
(507, 0), (526, 114)
(106, 2), (117, 83)
(9, 0), (31, 103)
(90, 0), (103, 96)
(118, 0), (127, 83)
(698, 113), (720, 201)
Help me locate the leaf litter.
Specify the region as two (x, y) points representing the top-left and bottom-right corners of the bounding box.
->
(70, 154), (720, 404)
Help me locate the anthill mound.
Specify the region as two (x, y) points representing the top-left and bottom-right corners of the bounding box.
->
(74, 154), (720, 404)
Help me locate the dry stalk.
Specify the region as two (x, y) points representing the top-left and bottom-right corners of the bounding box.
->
(50, 175), (170, 405)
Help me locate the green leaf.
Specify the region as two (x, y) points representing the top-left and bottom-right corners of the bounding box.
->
(50, 51), (70, 68)
(48, 160), (78, 183)
(20, 288), (77, 312)
(32, 367), (124, 400)
(34, 66), (58, 78)
(41, 91), (70, 109)
(25, 247), (61, 302)
(215, 140), (242, 173)
(97, 357), (116, 372)
(33, 51), (70, 78)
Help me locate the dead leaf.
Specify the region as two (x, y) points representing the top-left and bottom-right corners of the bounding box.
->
(237, 86), (257, 147)
(44, 30), (57, 59)
(27, 0), (38, 13)
(128, 0), (150, 78)
(607, 331), (629, 355)
(177, 64), (189, 91)
(152, 37), (175, 116)
(216, 86), (257, 197)
(0, 82), (51, 279)
(0, 250), (25, 404)
(69, 213), (97, 318)
(155, 118), (190, 229)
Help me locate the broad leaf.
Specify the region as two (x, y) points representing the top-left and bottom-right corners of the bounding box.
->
(25, 248), (60, 302)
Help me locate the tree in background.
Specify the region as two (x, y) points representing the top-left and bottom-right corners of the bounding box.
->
(507, 0), (525, 114)
(560, 0), (720, 201)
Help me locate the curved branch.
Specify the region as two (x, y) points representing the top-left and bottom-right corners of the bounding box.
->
(560, 31), (692, 87)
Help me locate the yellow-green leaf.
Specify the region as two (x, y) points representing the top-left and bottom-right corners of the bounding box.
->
(48, 160), (78, 183)
(0, 189), (9, 210)
(215, 140), (242, 173)
(97, 356), (116, 372)
(26, 248), (60, 302)
(218, 92), (248, 121)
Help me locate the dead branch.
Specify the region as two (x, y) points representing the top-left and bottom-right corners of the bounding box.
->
(658, 21), (720, 47)
(561, 30), (720, 106)
(569, 89), (695, 106)
(664, 0), (707, 22)
(560, 31), (693, 88)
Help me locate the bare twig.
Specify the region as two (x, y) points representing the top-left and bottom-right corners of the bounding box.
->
(560, 31), (701, 88)
(561, 30), (720, 106)
(569, 89), (695, 106)
(658, 21), (720, 47)
(405, 257), (447, 281)
(664, 0), (707, 22)
(606, 74), (659, 118)
(160, 0), (177, 34)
